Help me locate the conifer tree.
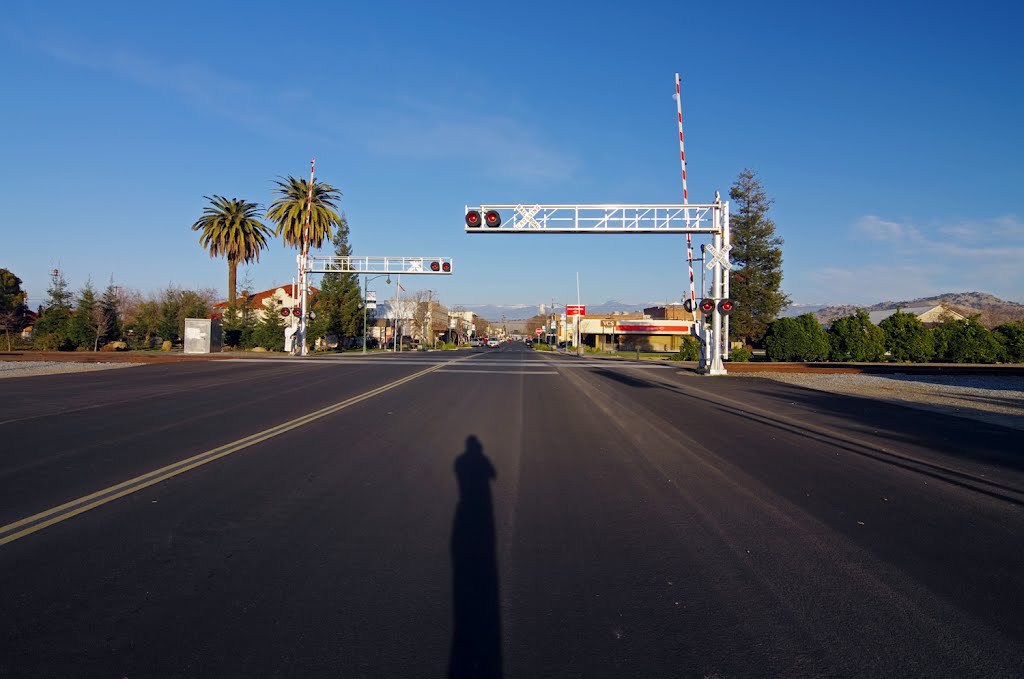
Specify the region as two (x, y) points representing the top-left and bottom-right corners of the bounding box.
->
(34, 270), (75, 350)
(728, 169), (790, 345)
(100, 278), (122, 344)
(69, 281), (99, 350)
(309, 215), (363, 348)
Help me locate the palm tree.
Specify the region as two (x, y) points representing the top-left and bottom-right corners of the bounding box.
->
(266, 176), (344, 251)
(191, 196), (273, 306)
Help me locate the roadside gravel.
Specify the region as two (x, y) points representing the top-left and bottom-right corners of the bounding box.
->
(738, 372), (1024, 430)
(0, 361), (141, 379)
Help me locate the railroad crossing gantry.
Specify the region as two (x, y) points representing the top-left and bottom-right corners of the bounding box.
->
(463, 201), (731, 374)
(294, 255), (453, 356)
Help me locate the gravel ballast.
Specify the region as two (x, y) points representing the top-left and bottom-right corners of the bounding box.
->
(738, 372), (1024, 430)
(0, 361), (141, 379)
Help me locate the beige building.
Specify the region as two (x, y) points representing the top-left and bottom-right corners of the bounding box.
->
(867, 304), (967, 328)
(552, 304), (697, 352)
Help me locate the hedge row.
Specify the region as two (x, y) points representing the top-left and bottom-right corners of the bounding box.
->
(763, 311), (1024, 364)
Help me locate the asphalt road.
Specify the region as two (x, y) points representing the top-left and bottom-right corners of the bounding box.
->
(1, 344), (1022, 678)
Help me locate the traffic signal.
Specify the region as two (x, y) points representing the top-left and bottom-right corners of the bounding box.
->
(683, 298), (694, 313)
(430, 261), (440, 272)
(718, 299), (735, 315)
(698, 298), (715, 314)
(484, 210), (501, 227)
(280, 308), (290, 317)
(465, 210), (482, 227)
(292, 306), (301, 318)
(442, 261), (451, 272)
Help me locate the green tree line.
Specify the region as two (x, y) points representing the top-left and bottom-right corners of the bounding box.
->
(762, 310), (1024, 364)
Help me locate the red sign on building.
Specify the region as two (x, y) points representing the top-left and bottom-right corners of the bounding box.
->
(565, 305), (586, 316)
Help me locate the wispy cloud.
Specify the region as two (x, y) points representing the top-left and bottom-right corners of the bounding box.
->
(33, 36), (305, 142)
(802, 214), (1024, 303)
(352, 103), (580, 183)
(31, 34), (578, 182)
(853, 215), (923, 242)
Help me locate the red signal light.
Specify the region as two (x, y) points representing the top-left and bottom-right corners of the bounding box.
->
(292, 306), (301, 318)
(280, 308), (290, 317)
(698, 298), (715, 314)
(430, 261), (440, 272)
(484, 210), (501, 227)
(718, 299), (734, 315)
(465, 210), (482, 227)
(442, 262), (451, 272)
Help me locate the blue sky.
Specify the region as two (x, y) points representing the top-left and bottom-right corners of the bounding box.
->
(2, 0), (1022, 313)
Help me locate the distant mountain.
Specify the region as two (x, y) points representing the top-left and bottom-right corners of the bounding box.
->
(799, 292), (1024, 327)
(778, 302), (831, 318)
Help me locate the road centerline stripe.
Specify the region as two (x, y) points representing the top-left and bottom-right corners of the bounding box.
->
(0, 355), (473, 547)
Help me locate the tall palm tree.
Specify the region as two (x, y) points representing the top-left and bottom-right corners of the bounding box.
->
(266, 176), (344, 251)
(191, 196), (273, 306)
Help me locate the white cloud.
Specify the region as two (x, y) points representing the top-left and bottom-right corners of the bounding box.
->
(355, 105), (579, 183)
(800, 214), (1024, 303)
(33, 36), (578, 183)
(853, 215), (923, 242)
(35, 37), (304, 141)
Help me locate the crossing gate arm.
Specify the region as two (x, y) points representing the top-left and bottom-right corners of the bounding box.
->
(305, 256), (454, 275)
(464, 204), (720, 234)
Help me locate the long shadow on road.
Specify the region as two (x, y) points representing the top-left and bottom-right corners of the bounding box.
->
(449, 435), (502, 679)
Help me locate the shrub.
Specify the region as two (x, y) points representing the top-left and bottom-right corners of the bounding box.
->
(729, 346), (752, 362)
(879, 310), (934, 362)
(764, 313), (829, 361)
(828, 310), (885, 361)
(993, 321), (1024, 363)
(669, 336), (701, 361)
(932, 317), (1001, 363)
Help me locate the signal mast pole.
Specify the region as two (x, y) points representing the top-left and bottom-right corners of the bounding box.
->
(297, 157), (315, 356)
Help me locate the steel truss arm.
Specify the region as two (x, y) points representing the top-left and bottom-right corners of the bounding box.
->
(465, 204), (719, 233)
(305, 256), (453, 275)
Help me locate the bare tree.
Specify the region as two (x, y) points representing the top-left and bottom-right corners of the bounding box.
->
(0, 310), (21, 351)
(90, 303), (113, 351)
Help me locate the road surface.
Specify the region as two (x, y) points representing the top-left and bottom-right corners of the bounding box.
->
(2, 343), (1022, 678)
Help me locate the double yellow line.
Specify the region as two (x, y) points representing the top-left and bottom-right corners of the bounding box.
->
(0, 357), (462, 547)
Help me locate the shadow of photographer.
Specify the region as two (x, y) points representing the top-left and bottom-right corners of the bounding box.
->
(449, 435), (502, 679)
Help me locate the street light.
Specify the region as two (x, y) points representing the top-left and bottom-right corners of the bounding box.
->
(363, 274), (390, 354)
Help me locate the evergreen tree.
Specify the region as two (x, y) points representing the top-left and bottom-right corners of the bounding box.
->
(309, 216), (363, 348)
(128, 299), (161, 349)
(932, 317), (1001, 363)
(33, 270), (75, 350)
(728, 169), (790, 345)
(764, 313), (830, 361)
(0, 268), (29, 350)
(99, 278), (122, 344)
(993, 320), (1024, 363)
(69, 281), (100, 350)
(878, 310), (934, 362)
(828, 310), (886, 361)
(157, 288), (183, 343)
(252, 296), (287, 351)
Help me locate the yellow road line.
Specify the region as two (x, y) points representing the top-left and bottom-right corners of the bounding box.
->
(0, 356), (467, 547)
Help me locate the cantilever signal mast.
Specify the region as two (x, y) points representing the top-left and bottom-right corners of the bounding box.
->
(296, 157), (315, 355)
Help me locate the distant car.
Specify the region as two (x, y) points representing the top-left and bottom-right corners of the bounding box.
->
(469, 338), (483, 347)
(486, 337), (500, 347)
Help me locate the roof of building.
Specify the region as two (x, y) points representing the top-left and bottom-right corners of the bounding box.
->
(867, 304), (965, 325)
(212, 285), (318, 310)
